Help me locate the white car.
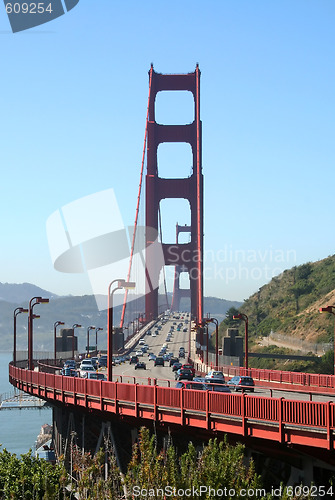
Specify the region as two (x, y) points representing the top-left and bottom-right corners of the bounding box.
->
(136, 350), (143, 357)
(79, 365), (96, 378)
(80, 359), (94, 370)
(205, 370), (225, 381)
(139, 339), (145, 345)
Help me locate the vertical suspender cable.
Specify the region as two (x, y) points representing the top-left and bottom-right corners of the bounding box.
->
(158, 205), (170, 311)
(120, 66), (153, 328)
(195, 64), (203, 324)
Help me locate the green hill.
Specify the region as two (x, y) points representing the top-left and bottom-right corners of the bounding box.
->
(216, 255), (335, 372)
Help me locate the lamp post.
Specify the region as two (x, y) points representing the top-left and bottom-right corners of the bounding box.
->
(72, 324), (82, 359)
(54, 321), (65, 361)
(87, 326), (95, 356)
(28, 297), (49, 370)
(205, 317), (219, 369)
(108, 279), (136, 382)
(95, 327), (103, 352)
(319, 305), (335, 374)
(13, 307), (28, 366)
(233, 313), (249, 371)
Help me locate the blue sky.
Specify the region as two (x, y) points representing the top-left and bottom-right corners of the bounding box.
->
(0, 0), (334, 303)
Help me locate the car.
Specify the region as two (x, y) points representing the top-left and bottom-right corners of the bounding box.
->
(169, 357), (179, 367)
(227, 376), (255, 392)
(135, 361), (146, 370)
(80, 359), (95, 370)
(151, 333), (157, 337)
(135, 350), (143, 357)
(183, 328), (187, 332)
(139, 339), (145, 345)
(130, 356), (139, 364)
(175, 368), (193, 381)
(205, 383), (231, 393)
(148, 353), (156, 361)
(64, 360), (76, 369)
(61, 367), (77, 377)
(179, 351), (185, 358)
(79, 365), (96, 377)
(83, 372), (106, 380)
(98, 356), (108, 367)
(172, 362), (182, 372)
(205, 371), (225, 381)
(154, 357), (164, 367)
(175, 381), (207, 390)
(181, 364), (195, 376)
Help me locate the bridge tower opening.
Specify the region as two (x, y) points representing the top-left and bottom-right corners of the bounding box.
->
(145, 65), (203, 324)
(171, 223), (191, 312)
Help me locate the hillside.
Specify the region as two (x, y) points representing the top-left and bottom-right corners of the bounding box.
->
(221, 254), (335, 348)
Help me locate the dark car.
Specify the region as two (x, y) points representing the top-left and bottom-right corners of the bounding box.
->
(98, 356), (108, 367)
(130, 356), (139, 365)
(135, 362), (146, 370)
(227, 376), (255, 392)
(205, 382), (231, 393)
(172, 362), (182, 372)
(169, 357), (179, 367)
(154, 357), (164, 367)
(193, 377), (231, 393)
(61, 367), (76, 377)
(64, 360), (76, 369)
(175, 381), (206, 390)
(175, 368), (193, 381)
(181, 364), (195, 376)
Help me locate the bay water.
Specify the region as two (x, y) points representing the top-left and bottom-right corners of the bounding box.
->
(0, 352), (52, 456)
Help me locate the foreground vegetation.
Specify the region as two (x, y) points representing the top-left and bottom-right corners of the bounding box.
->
(0, 428), (328, 499)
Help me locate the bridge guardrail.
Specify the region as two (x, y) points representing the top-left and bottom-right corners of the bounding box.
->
(9, 362), (335, 452)
(194, 362), (335, 391)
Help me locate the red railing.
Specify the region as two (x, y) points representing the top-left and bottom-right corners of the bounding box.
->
(9, 363), (335, 451)
(195, 363), (335, 391)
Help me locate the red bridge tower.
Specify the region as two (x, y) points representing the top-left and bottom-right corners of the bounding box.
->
(145, 65), (203, 325)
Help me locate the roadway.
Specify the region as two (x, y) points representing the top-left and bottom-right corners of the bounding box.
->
(111, 313), (191, 383)
(104, 313), (335, 403)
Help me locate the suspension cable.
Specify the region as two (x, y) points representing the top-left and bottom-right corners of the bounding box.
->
(120, 66), (153, 328)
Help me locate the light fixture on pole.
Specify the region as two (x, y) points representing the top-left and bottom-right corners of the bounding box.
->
(54, 321), (65, 360)
(13, 307), (28, 366)
(28, 297), (49, 370)
(319, 305), (335, 374)
(233, 313), (249, 371)
(95, 327), (103, 352)
(72, 324), (82, 359)
(205, 317), (219, 368)
(87, 326), (95, 356)
(108, 280), (136, 382)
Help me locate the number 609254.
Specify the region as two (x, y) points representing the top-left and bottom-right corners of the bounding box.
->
(5, 3), (53, 14)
